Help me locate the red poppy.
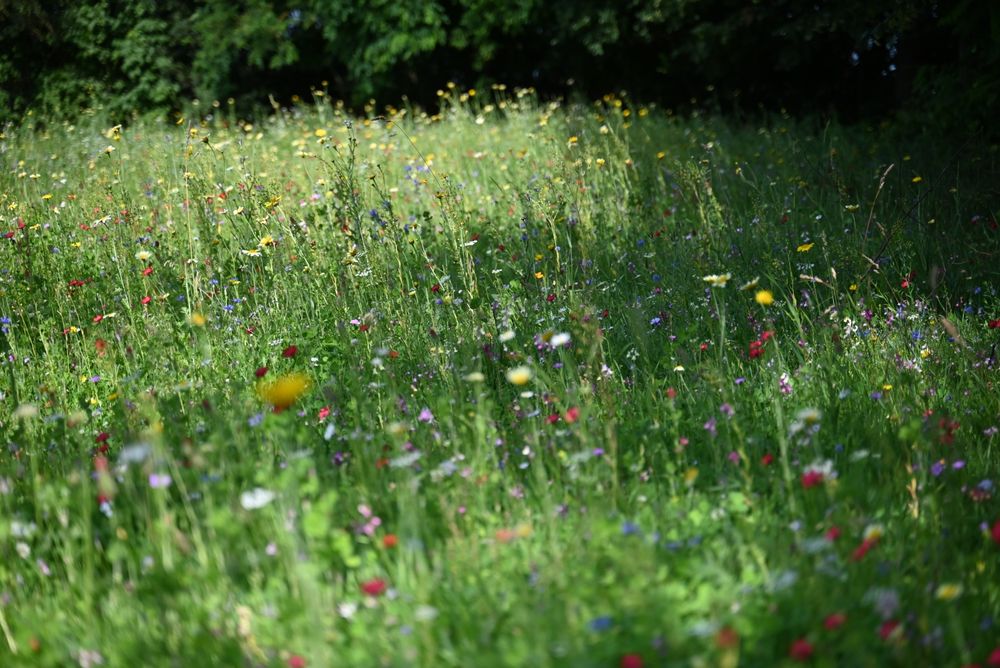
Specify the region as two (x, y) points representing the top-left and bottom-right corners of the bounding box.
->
(825, 526), (842, 542)
(546, 413), (560, 424)
(801, 471), (824, 489)
(823, 613), (846, 630)
(95, 432), (110, 443)
(620, 654), (643, 668)
(255, 367), (268, 378)
(761, 453), (774, 466)
(360, 578), (387, 596)
(141, 295), (152, 305)
(546, 293), (556, 302)
(564, 406), (580, 423)
(987, 647), (1000, 667)
(991, 520), (1000, 546)
(665, 387), (677, 399)
(989, 319), (1000, 329)
(93, 314), (104, 323)
(879, 619), (900, 641)
(142, 266), (154, 276)
(715, 626), (739, 649)
(282, 345), (298, 358)
(382, 534), (398, 549)
(789, 638), (813, 661)
(287, 655), (306, 668)
(317, 406), (330, 421)
(851, 538), (877, 561)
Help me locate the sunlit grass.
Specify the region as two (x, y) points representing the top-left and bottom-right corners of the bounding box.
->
(0, 89), (998, 667)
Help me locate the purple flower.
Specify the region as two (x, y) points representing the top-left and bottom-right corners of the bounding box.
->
(149, 473), (172, 489)
(727, 451), (741, 464)
(418, 407), (434, 423)
(930, 461), (945, 477)
(704, 417), (717, 437)
(720, 403), (735, 418)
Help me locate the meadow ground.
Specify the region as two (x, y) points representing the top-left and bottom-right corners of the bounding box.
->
(1, 89), (999, 667)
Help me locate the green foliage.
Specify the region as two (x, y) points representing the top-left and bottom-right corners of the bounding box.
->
(1, 0), (997, 136)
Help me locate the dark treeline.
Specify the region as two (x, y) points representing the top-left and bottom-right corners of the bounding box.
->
(0, 0), (995, 132)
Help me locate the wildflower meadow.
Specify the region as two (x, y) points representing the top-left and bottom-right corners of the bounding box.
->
(1, 89), (999, 667)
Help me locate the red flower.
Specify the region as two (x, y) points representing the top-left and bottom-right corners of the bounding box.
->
(93, 314), (104, 323)
(761, 453), (774, 466)
(564, 406), (580, 423)
(987, 647), (1000, 667)
(823, 613), (846, 631)
(851, 538), (877, 561)
(801, 470), (824, 489)
(989, 319), (1000, 329)
(317, 406), (331, 421)
(382, 534), (398, 549)
(878, 619), (900, 641)
(360, 578), (387, 596)
(287, 655), (306, 668)
(95, 432), (110, 443)
(991, 520), (1000, 546)
(789, 638), (813, 662)
(430, 283), (440, 293)
(142, 266), (154, 276)
(665, 387), (677, 400)
(255, 367), (269, 378)
(715, 626), (739, 649)
(141, 295), (152, 306)
(620, 654), (643, 668)
(700, 342), (709, 351)
(825, 526), (841, 542)
(282, 345), (298, 358)
(546, 293), (556, 302)
(546, 413), (560, 425)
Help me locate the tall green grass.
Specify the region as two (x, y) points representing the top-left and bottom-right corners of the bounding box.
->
(0, 89), (998, 667)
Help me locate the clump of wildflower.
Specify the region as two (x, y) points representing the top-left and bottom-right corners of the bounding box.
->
(703, 273), (732, 288)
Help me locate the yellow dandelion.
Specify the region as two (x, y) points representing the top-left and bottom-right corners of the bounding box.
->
(314, 128), (327, 138)
(189, 312), (207, 327)
(505, 366), (533, 386)
(257, 373), (311, 410)
(754, 290), (774, 306)
(796, 242), (815, 252)
(534, 271), (544, 279)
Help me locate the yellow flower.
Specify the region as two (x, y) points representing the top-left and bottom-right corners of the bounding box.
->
(935, 583), (962, 601)
(796, 242), (814, 252)
(863, 524), (884, 542)
(257, 373), (311, 410)
(911, 176), (923, 184)
(505, 366), (533, 386)
(314, 128), (327, 138)
(754, 290), (774, 306)
(684, 467), (699, 486)
(258, 234), (276, 248)
(534, 271), (544, 279)
(919, 348), (932, 359)
(189, 312), (207, 327)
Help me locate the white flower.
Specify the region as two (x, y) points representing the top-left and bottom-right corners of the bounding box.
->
(550, 332), (571, 347)
(240, 487), (276, 510)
